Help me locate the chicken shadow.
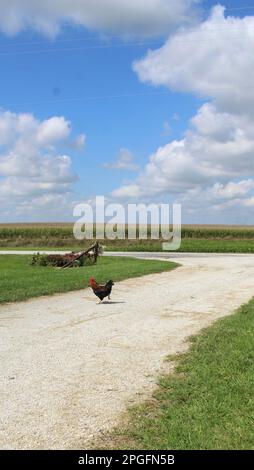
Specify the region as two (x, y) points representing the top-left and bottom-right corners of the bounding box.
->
(98, 301), (125, 305)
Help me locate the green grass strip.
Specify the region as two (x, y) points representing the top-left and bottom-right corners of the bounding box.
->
(0, 255), (178, 303)
(111, 299), (254, 450)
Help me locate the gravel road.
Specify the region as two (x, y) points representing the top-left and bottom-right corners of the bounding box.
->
(0, 253), (253, 449)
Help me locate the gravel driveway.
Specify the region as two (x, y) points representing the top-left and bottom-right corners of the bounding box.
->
(0, 253), (253, 449)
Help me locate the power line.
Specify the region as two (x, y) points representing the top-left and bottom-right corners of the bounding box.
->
(0, 5), (254, 50)
(0, 34), (103, 48)
(0, 90), (172, 108)
(2, 83), (254, 109)
(1, 31), (254, 57)
(220, 5), (254, 12)
(1, 13), (254, 49)
(0, 40), (164, 56)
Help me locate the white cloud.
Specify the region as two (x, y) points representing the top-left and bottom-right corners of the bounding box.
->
(0, 110), (82, 221)
(112, 104), (254, 197)
(110, 5), (254, 222)
(111, 103), (254, 222)
(133, 5), (254, 114)
(179, 182), (254, 224)
(37, 116), (71, 145)
(104, 148), (139, 171)
(0, 111), (38, 146)
(112, 184), (142, 199)
(211, 180), (254, 199)
(0, 0), (200, 38)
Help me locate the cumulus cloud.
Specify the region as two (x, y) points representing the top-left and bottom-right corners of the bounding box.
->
(37, 116), (71, 145)
(179, 181), (254, 224)
(133, 5), (254, 114)
(210, 180), (254, 199)
(113, 104), (254, 197)
(112, 103), (254, 221)
(110, 6), (254, 222)
(0, 0), (200, 38)
(0, 110), (84, 220)
(104, 148), (139, 171)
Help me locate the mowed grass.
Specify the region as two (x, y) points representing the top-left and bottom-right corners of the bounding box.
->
(107, 299), (254, 450)
(1, 239), (254, 253)
(178, 238), (254, 253)
(103, 239), (254, 253)
(0, 255), (178, 304)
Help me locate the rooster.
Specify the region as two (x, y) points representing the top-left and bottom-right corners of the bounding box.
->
(89, 277), (114, 303)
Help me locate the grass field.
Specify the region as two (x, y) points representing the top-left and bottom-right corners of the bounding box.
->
(0, 223), (253, 253)
(0, 255), (178, 304)
(1, 239), (254, 253)
(106, 298), (254, 450)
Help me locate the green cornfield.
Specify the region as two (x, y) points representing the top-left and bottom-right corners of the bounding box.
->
(0, 223), (253, 252)
(0, 223), (254, 241)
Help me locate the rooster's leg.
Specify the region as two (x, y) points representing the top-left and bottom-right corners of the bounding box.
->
(108, 295), (111, 300)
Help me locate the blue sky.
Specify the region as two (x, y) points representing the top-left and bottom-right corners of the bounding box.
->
(0, 1), (254, 224)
